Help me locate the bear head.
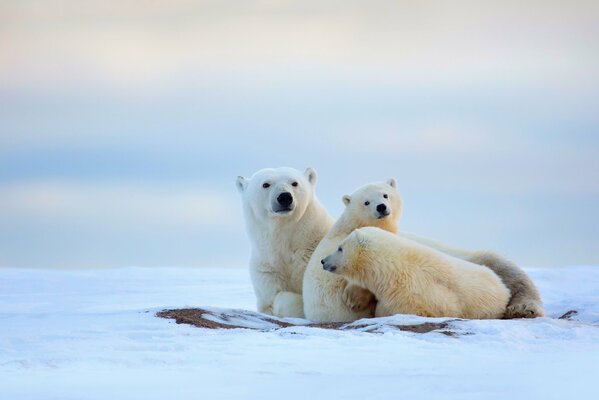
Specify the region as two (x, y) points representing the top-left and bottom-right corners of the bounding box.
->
(236, 167), (317, 222)
(341, 178), (401, 233)
(321, 227), (372, 279)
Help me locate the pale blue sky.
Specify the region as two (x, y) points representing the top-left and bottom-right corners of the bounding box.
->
(1, 1), (598, 267)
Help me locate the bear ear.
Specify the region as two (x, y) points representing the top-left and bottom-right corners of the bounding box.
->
(304, 167), (317, 186)
(387, 178), (397, 188)
(342, 195), (351, 206)
(236, 176), (248, 193)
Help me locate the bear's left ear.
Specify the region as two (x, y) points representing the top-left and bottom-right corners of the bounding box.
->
(304, 167), (317, 186)
(236, 176), (248, 193)
(387, 178), (397, 188)
(342, 195), (351, 206)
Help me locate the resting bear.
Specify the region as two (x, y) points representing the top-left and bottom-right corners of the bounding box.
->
(238, 168), (544, 320)
(396, 232), (544, 318)
(302, 178), (543, 322)
(303, 179), (402, 322)
(236, 167), (333, 317)
(322, 227), (511, 319)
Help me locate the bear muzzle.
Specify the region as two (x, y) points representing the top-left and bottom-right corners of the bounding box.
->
(376, 203), (390, 219)
(277, 192), (293, 207)
(272, 191), (294, 213)
(321, 258), (337, 273)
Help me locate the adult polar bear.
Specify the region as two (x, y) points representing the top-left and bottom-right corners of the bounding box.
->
(237, 167), (543, 320)
(236, 167), (333, 317)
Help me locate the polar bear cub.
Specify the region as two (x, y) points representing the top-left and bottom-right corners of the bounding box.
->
(322, 227), (511, 319)
(303, 179), (402, 322)
(236, 167), (333, 317)
(396, 232), (544, 318)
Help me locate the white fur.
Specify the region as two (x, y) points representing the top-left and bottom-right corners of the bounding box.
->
(303, 179), (401, 322)
(397, 232), (544, 318)
(237, 167), (333, 317)
(324, 227), (511, 319)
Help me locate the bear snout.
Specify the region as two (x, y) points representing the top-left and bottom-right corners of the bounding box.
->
(321, 259), (337, 273)
(376, 203), (390, 218)
(277, 192), (293, 207)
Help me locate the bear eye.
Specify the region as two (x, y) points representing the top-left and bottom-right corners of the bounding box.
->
(338, 246), (342, 252)
(292, 181), (298, 187)
(262, 183), (270, 189)
(364, 201), (370, 206)
(383, 194), (388, 199)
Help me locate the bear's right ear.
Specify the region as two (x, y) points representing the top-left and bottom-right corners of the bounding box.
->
(304, 167), (317, 186)
(236, 176), (248, 193)
(387, 178), (397, 188)
(342, 195), (351, 206)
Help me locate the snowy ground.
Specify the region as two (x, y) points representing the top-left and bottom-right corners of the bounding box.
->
(0, 266), (598, 399)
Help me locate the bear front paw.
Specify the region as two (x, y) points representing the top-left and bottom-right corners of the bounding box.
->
(342, 284), (376, 314)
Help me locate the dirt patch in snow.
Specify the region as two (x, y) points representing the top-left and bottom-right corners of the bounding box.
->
(156, 308), (460, 336)
(558, 310), (579, 320)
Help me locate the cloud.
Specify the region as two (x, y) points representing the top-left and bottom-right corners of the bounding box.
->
(0, 180), (239, 231)
(0, 1), (598, 267)
(0, 180), (249, 268)
(1, 1), (598, 91)
(328, 121), (501, 157)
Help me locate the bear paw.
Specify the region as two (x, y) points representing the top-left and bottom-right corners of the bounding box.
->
(342, 284), (376, 314)
(504, 300), (544, 319)
(272, 291), (305, 318)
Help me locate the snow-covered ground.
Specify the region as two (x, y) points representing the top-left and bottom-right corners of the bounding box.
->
(0, 266), (597, 399)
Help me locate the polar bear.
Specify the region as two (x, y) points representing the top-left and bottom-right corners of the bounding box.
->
(302, 178), (543, 322)
(321, 227), (511, 319)
(236, 167), (333, 317)
(396, 233), (544, 318)
(302, 179), (402, 322)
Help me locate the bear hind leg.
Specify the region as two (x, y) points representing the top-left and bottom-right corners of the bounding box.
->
(469, 251), (544, 318)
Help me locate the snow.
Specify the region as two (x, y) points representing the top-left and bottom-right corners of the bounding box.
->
(0, 266), (598, 399)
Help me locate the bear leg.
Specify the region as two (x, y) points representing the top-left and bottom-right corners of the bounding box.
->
(272, 291), (305, 318)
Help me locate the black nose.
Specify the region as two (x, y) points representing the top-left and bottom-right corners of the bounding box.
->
(321, 259), (325, 265)
(277, 192), (293, 207)
(376, 203), (387, 213)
